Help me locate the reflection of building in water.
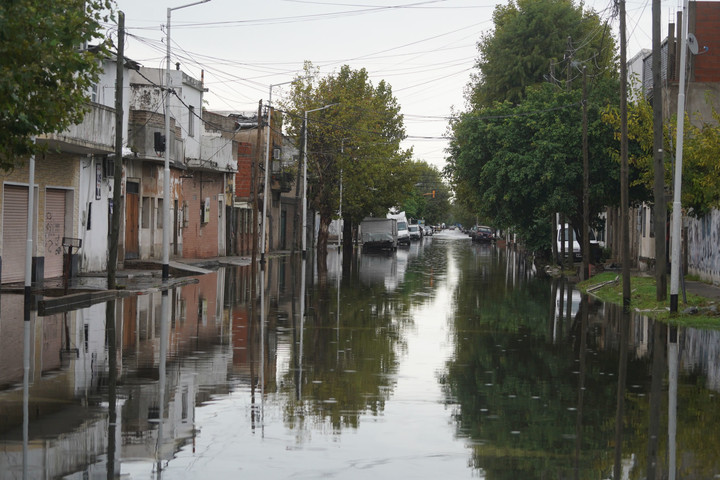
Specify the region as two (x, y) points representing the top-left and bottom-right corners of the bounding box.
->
(583, 300), (720, 393)
(0, 268), (237, 477)
(0, 300), (116, 479)
(120, 271), (232, 462)
(680, 328), (720, 391)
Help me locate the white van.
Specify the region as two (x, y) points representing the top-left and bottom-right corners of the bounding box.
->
(557, 223), (600, 263)
(557, 224), (581, 262)
(387, 211), (411, 245)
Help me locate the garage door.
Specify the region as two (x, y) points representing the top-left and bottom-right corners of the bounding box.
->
(2, 185), (29, 284)
(44, 189), (66, 279)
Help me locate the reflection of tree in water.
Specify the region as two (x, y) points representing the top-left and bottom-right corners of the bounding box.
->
(280, 257), (413, 432)
(439, 247), (645, 478)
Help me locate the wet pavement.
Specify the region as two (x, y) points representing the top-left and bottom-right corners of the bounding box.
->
(2, 232), (720, 479)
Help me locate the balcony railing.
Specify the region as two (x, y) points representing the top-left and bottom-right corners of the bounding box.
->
(38, 102), (115, 155)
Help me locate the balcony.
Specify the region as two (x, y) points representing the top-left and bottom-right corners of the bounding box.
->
(186, 133), (236, 173)
(127, 120), (184, 166)
(38, 102), (115, 155)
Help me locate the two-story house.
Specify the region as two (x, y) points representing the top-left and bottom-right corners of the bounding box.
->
(0, 54), (130, 284)
(126, 66), (236, 262)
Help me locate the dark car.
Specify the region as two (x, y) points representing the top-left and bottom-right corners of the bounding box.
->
(472, 225), (494, 243)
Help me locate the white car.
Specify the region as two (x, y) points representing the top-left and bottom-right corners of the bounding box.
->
(408, 224), (422, 240)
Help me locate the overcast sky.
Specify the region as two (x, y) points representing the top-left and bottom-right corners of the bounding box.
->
(109, 0), (673, 171)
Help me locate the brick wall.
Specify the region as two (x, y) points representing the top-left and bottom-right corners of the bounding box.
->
(236, 142), (253, 198)
(693, 2), (720, 82)
(181, 171), (223, 258)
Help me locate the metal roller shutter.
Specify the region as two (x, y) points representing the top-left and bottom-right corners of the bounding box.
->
(2, 185), (29, 284)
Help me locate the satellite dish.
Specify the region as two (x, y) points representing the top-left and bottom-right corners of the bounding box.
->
(688, 33), (699, 55)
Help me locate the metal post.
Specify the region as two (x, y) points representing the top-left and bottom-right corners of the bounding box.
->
(163, 7), (171, 280)
(302, 103), (339, 258)
(670, 0), (689, 313)
(163, 0), (211, 281)
(24, 139), (35, 322)
(262, 80), (298, 264)
(302, 110), (308, 258)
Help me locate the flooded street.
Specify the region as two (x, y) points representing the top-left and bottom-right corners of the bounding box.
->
(2, 230), (720, 478)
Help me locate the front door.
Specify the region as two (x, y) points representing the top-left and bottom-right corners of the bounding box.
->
(125, 181), (139, 259)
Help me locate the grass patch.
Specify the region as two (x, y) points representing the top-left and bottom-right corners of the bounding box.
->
(577, 272), (720, 329)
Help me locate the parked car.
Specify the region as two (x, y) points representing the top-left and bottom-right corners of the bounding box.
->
(472, 225), (494, 243)
(408, 224), (422, 241)
(387, 211), (411, 245)
(424, 226), (433, 236)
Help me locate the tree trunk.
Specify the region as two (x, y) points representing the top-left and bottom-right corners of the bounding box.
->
(317, 213), (331, 255)
(343, 216), (353, 251)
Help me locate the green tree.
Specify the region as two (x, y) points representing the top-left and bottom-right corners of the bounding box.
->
(602, 90), (720, 218)
(400, 161), (450, 225)
(0, 0), (114, 170)
(283, 63), (414, 255)
(446, 80), (623, 255)
(684, 105), (720, 216)
(468, 0), (616, 108)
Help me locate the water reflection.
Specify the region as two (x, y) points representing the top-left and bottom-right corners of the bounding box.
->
(2, 238), (720, 478)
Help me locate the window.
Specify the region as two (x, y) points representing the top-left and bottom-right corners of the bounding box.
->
(649, 206), (655, 237)
(641, 207), (647, 237)
(141, 197), (151, 228)
(157, 198), (164, 228)
(188, 105), (195, 137)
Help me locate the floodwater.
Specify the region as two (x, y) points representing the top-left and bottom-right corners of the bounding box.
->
(1, 230), (720, 479)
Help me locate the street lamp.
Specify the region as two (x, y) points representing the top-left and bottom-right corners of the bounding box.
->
(302, 103), (338, 258)
(337, 138), (351, 253)
(261, 80), (297, 266)
(163, 0), (211, 280)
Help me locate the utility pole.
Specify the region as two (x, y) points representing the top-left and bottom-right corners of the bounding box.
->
(560, 38), (573, 270)
(614, 3), (631, 479)
(252, 101), (262, 269)
(652, 0), (667, 300)
(619, 2), (631, 311)
(581, 65), (590, 281)
(108, 11), (124, 289)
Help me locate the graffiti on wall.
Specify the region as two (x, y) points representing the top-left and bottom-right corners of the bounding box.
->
(45, 211), (63, 256)
(687, 209), (720, 285)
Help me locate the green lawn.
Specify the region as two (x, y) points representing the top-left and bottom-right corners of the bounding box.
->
(577, 272), (720, 329)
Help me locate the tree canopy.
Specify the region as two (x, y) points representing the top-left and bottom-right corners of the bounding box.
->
(399, 161), (451, 225)
(468, 0), (616, 108)
(282, 63), (415, 254)
(603, 91), (720, 219)
(0, 0), (114, 170)
(446, 79), (624, 254)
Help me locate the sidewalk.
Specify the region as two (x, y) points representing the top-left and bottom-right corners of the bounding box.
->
(684, 279), (720, 301)
(1, 256), (253, 316)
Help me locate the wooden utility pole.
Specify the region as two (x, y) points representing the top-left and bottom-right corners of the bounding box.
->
(581, 66), (590, 281)
(560, 38), (573, 270)
(615, 2), (631, 479)
(619, 1), (631, 310)
(108, 11), (124, 289)
(652, 0), (667, 300)
(251, 100), (262, 268)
